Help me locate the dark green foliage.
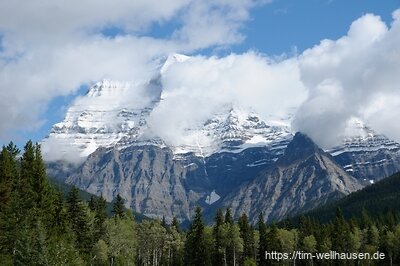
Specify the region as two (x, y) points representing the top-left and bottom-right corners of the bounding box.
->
(238, 213), (256, 263)
(88, 195), (97, 211)
(0, 145), (18, 212)
(224, 208), (233, 224)
(93, 195), (107, 242)
(67, 186), (93, 254)
(161, 215), (167, 229)
(3, 140), (400, 266)
(112, 193), (125, 219)
(265, 224), (280, 265)
(185, 206), (211, 266)
(258, 213), (268, 266)
(304, 171), (400, 223)
(172, 216), (180, 232)
(212, 209), (225, 266)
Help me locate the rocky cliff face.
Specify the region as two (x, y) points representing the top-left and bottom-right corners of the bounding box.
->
(219, 133), (363, 224)
(67, 145), (205, 221)
(43, 55), (400, 223)
(329, 118), (400, 183)
(65, 142), (287, 221)
(65, 132), (363, 223)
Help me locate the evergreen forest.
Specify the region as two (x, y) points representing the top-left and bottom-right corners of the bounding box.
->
(1, 141), (400, 265)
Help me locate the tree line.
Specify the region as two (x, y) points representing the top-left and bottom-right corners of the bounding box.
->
(1, 141), (400, 265)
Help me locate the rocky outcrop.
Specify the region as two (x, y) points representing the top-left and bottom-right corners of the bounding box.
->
(67, 145), (208, 221)
(329, 118), (400, 182)
(65, 143), (286, 221)
(219, 133), (363, 224)
(65, 132), (363, 224)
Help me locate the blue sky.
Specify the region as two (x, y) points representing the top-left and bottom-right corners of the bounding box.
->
(0, 0), (399, 149)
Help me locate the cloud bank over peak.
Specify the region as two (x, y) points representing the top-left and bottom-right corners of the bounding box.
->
(1, 2), (400, 154)
(0, 0), (266, 139)
(147, 52), (305, 146)
(293, 10), (400, 148)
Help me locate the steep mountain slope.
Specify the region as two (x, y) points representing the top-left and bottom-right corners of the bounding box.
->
(42, 54), (400, 223)
(49, 177), (149, 222)
(65, 143), (286, 221)
(329, 118), (400, 182)
(218, 133), (363, 224)
(42, 54), (400, 182)
(300, 171), (400, 223)
(67, 145), (204, 221)
(41, 79), (161, 162)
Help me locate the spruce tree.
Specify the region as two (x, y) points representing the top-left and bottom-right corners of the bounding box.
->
(32, 143), (54, 221)
(238, 213), (255, 263)
(112, 194), (125, 219)
(224, 208), (233, 224)
(161, 215), (167, 229)
(67, 187), (92, 254)
(331, 208), (350, 253)
(265, 223), (280, 265)
(93, 195), (107, 242)
(88, 195), (97, 211)
(185, 206), (210, 266)
(0, 145), (18, 212)
(213, 209), (225, 266)
(19, 141), (36, 212)
(171, 216), (180, 232)
(258, 213), (268, 266)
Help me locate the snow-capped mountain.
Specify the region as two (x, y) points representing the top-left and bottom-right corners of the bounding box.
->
(42, 55), (293, 163)
(43, 53), (400, 222)
(41, 79), (160, 162)
(328, 117), (400, 181)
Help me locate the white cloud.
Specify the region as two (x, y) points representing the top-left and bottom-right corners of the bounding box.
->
(293, 10), (400, 147)
(148, 52), (306, 146)
(0, 0), (265, 138)
(2, 0), (400, 156)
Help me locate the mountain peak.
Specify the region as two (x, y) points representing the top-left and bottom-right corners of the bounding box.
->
(278, 132), (321, 164)
(86, 79), (131, 98)
(161, 53), (190, 74)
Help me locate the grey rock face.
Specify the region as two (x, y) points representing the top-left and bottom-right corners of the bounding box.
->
(219, 133), (363, 224)
(333, 148), (400, 183)
(327, 117), (400, 183)
(64, 132), (363, 224)
(66, 145), (209, 221)
(65, 143), (285, 221)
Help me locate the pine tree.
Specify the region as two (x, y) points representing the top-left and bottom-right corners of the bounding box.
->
(213, 209), (225, 266)
(67, 187), (92, 254)
(6, 142), (20, 158)
(265, 224), (280, 265)
(331, 208), (350, 253)
(0, 145), (18, 212)
(93, 195), (107, 242)
(19, 141), (36, 212)
(238, 213), (255, 263)
(224, 208), (233, 224)
(360, 208), (372, 229)
(88, 195), (97, 211)
(185, 206), (210, 266)
(50, 191), (68, 233)
(258, 213), (268, 266)
(161, 215), (168, 229)
(171, 216), (180, 232)
(112, 194), (125, 219)
(32, 143), (54, 223)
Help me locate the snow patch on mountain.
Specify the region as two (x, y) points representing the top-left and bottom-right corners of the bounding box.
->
(41, 54), (400, 167)
(41, 79), (158, 162)
(328, 117), (400, 156)
(205, 190), (221, 205)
